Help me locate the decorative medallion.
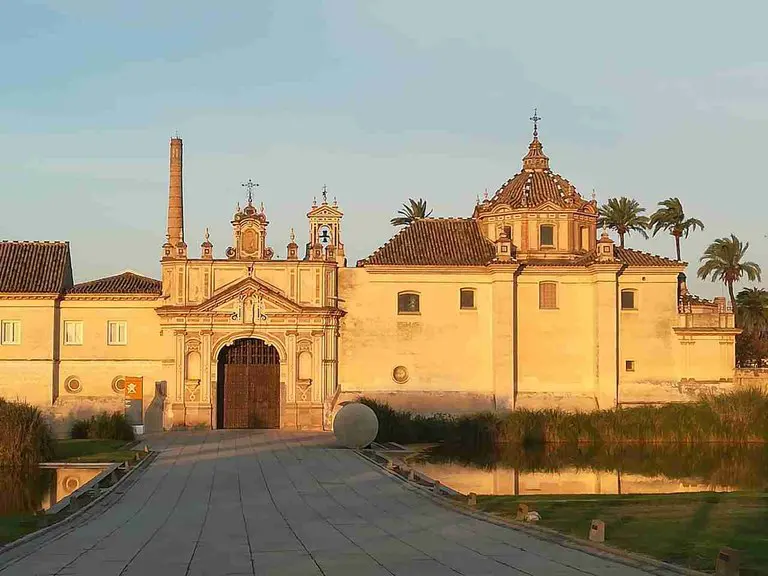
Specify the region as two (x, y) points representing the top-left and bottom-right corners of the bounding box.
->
(111, 376), (126, 394)
(392, 366), (409, 384)
(63, 476), (81, 494)
(297, 381), (312, 402)
(64, 377), (82, 394)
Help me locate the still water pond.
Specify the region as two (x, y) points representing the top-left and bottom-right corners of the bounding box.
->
(0, 465), (106, 516)
(408, 443), (768, 496)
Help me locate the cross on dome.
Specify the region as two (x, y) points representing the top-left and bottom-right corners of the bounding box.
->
(242, 179), (259, 205)
(530, 108), (541, 138)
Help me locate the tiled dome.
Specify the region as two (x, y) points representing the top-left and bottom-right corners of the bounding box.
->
(481, 136), (592, 211)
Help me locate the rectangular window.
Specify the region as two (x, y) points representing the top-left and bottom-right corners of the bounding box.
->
(621, 290), (636, 310)
(625, 360), (635, 372)
(397, 293), (420, 314)
(460, 288), (475, 310)
(540, 224), (554, 247)
(539, 282), (557, 309)
(0, 321), (20, 345)
(64, 321), (83, 345)
(107, 321), (128, 345)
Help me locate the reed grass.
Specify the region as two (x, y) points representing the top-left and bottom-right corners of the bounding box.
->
(70, 412), (135, 442)
(0, 399), (54, 468)
(360, 388), (768, 448)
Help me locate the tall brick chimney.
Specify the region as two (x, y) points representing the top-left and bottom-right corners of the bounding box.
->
(167, 137), (185, 246)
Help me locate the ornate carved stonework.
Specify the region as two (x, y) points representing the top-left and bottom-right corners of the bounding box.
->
(186, 339), (201, 353)
(185, 381), (201, 402)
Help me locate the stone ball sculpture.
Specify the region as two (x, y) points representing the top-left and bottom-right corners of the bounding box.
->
(333, 402), (379, 449)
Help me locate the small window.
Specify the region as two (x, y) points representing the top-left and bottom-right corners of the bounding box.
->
(397, 292), (420, 314)
(625, 360), (635, 372)
(539, 282), (557, 309)
(107, 321), (128, 345)
(0, 320), (20, 345)
(621, 290), (636, 310)
(540, 224), (554, 247)
(64, 321), (83, 345)
(460, 288), (476, 310)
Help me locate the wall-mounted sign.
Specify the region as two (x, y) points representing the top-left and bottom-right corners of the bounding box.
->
(124, 376), (144, 426)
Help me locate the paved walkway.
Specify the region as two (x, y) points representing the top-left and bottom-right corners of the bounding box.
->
(0, 431), (673, 576)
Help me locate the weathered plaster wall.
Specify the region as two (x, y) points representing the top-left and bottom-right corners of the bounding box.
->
(0, 299), (58, 405)
(516, 270), (597, 408)
(338, 267), (496, 411)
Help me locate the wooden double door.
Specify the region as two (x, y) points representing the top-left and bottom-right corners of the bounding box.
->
(218, 339), (280, 429)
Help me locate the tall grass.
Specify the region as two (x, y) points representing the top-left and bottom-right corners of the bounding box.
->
(360, 388), (768, 448)
(70, 412), (135, 442)
(0, 399), (54, 468)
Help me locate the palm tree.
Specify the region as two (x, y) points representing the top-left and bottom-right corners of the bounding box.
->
(597, 197), (649, 248)
(390, 198), (433, 227)
(649, 198), (704, 261)
(697, 234), (762, 314)
(736, 287), (768, 335)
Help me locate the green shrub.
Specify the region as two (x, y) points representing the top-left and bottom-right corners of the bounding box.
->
(359, 388), (768, 447)
(70, 412), (135, 442)
(0, 399), (54, 467)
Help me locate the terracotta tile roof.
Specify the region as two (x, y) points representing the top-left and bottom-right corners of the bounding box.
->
(0, 241), (73, 293)
(524, 248), (681, 268)
(614, 247), (683, 267)
(68, 271), (162, 295)
(358, 219), (496, 266)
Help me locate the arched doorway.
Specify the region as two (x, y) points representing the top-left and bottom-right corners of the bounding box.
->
(216, 338), (280, 429)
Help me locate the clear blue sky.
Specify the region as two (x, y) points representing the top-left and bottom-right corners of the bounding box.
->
(1, 1), (766, 298)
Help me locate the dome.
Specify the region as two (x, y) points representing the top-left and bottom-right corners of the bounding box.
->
(479, 136), (594, 212)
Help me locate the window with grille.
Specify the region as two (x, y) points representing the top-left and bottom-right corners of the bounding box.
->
(460, 288), (475, 309)
(0, 320), (20, 345)
(64, 321), (83, 345)
(621, 290), (636, 310)
(539, 282), (557, 309)
(397, 292), (420, 314)
(540, 224), (555, 247)
(107, 321), (128, 345)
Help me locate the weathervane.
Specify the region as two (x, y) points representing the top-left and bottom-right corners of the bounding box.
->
(242, 179), (259, 204)
(322, 184), (328, 204)
(530, 108), (541, 137)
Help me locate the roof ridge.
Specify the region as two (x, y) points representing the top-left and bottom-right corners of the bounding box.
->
(0, 240), (69, 245)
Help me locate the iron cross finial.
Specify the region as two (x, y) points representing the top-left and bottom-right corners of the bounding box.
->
(242, 179), (259, 204)
(530, 108), (541, 138)
(322, 184), (328, 204)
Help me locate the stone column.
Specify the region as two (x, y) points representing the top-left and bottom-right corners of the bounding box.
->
(173, 330), (185, 402)
(311, 330), (324, 403)
(286, 331), (297, 403)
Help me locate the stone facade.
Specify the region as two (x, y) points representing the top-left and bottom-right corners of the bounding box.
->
(0, 132), (741, 435)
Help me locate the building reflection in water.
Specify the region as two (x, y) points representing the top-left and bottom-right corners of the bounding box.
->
(410, 463), (735, 496)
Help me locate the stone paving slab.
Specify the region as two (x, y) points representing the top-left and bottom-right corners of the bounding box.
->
(0, 430), (683, 575)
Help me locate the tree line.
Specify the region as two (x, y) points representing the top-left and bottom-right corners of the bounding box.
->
(391, 196), (765, 367)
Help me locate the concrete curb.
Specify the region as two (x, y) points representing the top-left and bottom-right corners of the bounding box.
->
(0, 451), (157, 558)
(356, 450), (708, 576)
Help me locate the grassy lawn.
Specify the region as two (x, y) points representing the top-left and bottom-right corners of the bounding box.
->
(0, 514), (40, 545)
(51, 439), (141, 463)
(477, 492), (768, 575)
